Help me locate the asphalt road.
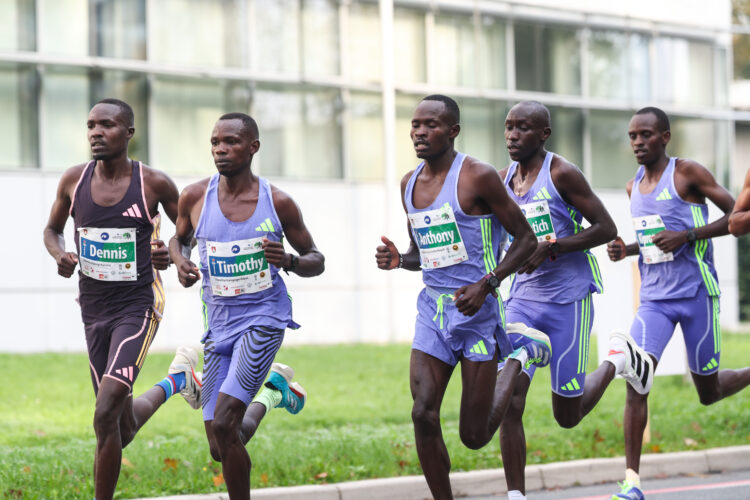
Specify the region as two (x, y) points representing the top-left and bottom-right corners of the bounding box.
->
(468, 469), (750, 500)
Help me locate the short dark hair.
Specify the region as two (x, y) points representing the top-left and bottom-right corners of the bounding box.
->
(635, 106), (670, 132)
(218, 112), (259, 140)
(421, 94), (460, 125)
(95, 98), (134, 128)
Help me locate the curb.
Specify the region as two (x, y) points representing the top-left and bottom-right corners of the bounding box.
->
(134, 445), (750, 500)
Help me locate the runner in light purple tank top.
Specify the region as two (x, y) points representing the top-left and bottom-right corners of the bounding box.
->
(606, 107), (750, 500)
(170, 112), (324, 500)
(375, 95), (545, 500)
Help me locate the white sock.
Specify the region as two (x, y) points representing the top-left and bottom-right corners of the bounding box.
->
(625, 468), (640, 487)
(605, 352), (627, 374)
(511, 348), (529, 367)
(508, 490), (526, 500)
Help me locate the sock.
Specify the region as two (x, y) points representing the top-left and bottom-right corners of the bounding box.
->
(625, 468), (640, 487)
(507, 490), (526, 500)
(510, 347), (529, 367)
(155, 372), (186, 399)
(254, 387), (282, 415)
(605, 351), (627, 374)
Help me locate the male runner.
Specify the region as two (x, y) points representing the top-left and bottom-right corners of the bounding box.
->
(729, 168), (750, 235)
(375, 95), (548, 500)
(496, 101), (654, 500)
(43, 98), (201, 500)
(169, 112), (324, 500)
(607, 107), (750, 500)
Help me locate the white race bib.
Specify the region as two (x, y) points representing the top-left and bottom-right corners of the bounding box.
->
(78, 227), (137, 281)
(633, 214), (674, 264)
(206, 237), (273, 296)
(408, 203), (469, 269)
(519, 200), (557, 242)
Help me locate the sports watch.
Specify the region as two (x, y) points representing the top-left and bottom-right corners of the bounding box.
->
(686, 229), (697, 245)
(547, 239), (561, 259)
(483, 272), (500, 298)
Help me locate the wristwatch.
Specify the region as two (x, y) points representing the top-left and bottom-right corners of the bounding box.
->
(686, 229), (697, 245)
(483, 272), (501, 298)
(283, 254), (298, 273)
(547, 239), (561, 259)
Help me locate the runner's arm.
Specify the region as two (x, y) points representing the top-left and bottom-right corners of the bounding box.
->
(376, 171), (420, 271)
(43, 166), (84, 278)
(729, 168), (750, 236)
(169, 182), (204, 287)
(607, 178), (640, 261)
(270, 188), (325, 278)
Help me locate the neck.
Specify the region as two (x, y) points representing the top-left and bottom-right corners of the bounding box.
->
(220, 166), (257, 195)
(643, 154), (670, 177)
(423, 148), (457, 174)
(517, 148), (547, 174)
(95, 154), (131, 180)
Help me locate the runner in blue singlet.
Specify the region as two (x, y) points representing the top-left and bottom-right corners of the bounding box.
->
(607, 107), (750, 500)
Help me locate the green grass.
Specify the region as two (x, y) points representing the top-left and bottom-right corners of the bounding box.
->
(2, 334), (750, 499)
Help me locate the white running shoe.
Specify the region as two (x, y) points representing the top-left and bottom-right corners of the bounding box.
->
(169, 346), (202, 409)
(609, 331), (654, 395)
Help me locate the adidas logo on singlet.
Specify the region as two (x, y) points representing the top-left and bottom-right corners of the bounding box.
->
(655, 188), (672, 201)
(122, 203), (142, 218)
(255, 217), (276, 232)
(532, 188), (552, 201)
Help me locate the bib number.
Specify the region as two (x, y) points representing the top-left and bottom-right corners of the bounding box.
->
(78, 227), (137, 281)
(519, 200), (557, 242)
(408, 203), (469, 269)
(633, 215), (674, 264)
(206, 237), (272, 296)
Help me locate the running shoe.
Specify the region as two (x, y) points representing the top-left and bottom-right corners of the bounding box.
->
(168, 346), (202, 409)
(610, 331), (654, 395)
(611, 480), (644, 500)
(265, 363), (306, 415)
(506, 322), (552, 368)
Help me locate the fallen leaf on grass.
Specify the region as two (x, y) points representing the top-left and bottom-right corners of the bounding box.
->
(398, 460), (408, 469)
(213, 473), (224, 486)
(121, 458), (134, 468)
(650, 444), (661, 453)
(592, 429), (605, 443)
(162, 457), (179, 471)
(690, 421), (703, 433)
(260, 473), (269, 486)
(22, 466), (31, 473)
(315, 472), (328, 480)
(684, 437), (698, 447)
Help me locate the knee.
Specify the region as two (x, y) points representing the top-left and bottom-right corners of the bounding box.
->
(553, 410), (580, 429)
(211, 415), (235, 444)
(552, 399), (582, 429)
(208, 440), (222, 462)
(92, 404), (120, 437)
(411, 403), (440, 434)
(697, 389), (720, 406)
(459, 427), (485, 450)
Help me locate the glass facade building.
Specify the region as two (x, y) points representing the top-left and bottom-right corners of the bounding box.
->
(0, 0), (738, 188)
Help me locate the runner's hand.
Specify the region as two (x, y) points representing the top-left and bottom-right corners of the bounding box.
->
(518, 241), (549, 274)
(375, 236), (400, 270)
(262, 238), (287, 268)
(454, 281), (490, 317)
(56, 252), (78, 278)
(151, 239), (170, 270)
(651, 230), (685, 253)
(607, 237), (626, 262)
(175, 258), (200, 287)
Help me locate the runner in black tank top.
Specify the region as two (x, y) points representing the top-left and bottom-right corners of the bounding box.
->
(43, 99), (200, 500)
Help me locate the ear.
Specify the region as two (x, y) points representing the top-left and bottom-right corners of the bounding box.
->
(661, 130), (671, 146)
(449, 123), (460, 140)
(127, 127), (135, 140)
(541, 126), (551, 142)
(250, 139), (260, 155)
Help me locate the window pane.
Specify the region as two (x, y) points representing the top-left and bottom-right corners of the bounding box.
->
(395, 93), (422, 178)
(715, 46), (729, 108)
(670, 118), (716, 172)
(253, 0), (299, 75)
(302, 0), (340, 77)
(348, 92), (384, 181)
(149, 0), (244, 68)
(433, 12), (476, 87)
(151, 77), (227, 175)
(590, 110), (635, 189)
(251, 86), (343, 179)
(455, 99), (509, 169)
(0, 63), (38, 169)
(478, 15), (507, 89)
(348, 2), (381, 82)
(39, 0), (88, 56)
(0, 0), (35, 51)
(90, 70), (148, 162)
(92, 0), (146, 59)
(655, 37), (714, 107)
(547, 106), (583, 168)
(515, 23), (581, 95)
(394, 8), (426, 84)
(41, 68), (89, 171)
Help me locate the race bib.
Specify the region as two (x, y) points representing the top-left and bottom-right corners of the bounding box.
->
(408, 203), (469, 269)
(206, 237), (272, 296)
(633, 214), (674, 264)
(78, 227), (137, 281)
(519, 200), (557, 242)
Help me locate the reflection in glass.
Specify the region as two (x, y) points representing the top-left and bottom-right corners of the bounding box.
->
(655, 37), (714, 107)
(547, 106), (583, 169)
(395, 93), (422, 177)
(150, 0), (244, 68)
(590, 110), (635, 189)
(433, 12), (476, 87)
(515, 23), (581, 95)
(302, 0), (340, 77)
(39, 0), (88, 56)
(348, 2), (382, 82)
(0, 0), (35, 51)
(0, 64), (38, 168)
(254, 0), (299, 75)
(588, 30), (649, 101)
(670, 118), (716, 172)
(93, 0), (146, 59)
(478, 15), (507, 89)
(348, 92), (384, 180)
(394, 8), (426, 84)
(251, 86), (342, 179)
(455, 99), (509, 169)
(42, 68), (90, 171)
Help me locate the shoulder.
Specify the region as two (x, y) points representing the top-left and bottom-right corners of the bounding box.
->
(180, 178), (211, 206)
(498, 165), (510, 182)
(140, 163), (177, 191)
(462, 155), (500, 183)
(674, 158), (713, 181)
(626, 177), (635, 196)
(58, 163), (89, 195)
(549, 154), (587, 185)
(268, 182), (298, 215)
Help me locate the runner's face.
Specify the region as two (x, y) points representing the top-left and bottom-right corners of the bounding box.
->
(504, 106), (547, 162)
(210, 119), (259, 177)
(87, 104), (133, 161)
(410, 100), (457, 160)
(628, 113), (669, 166)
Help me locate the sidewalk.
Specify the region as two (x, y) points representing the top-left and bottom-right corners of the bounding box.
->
(135, 445), (750, 500)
